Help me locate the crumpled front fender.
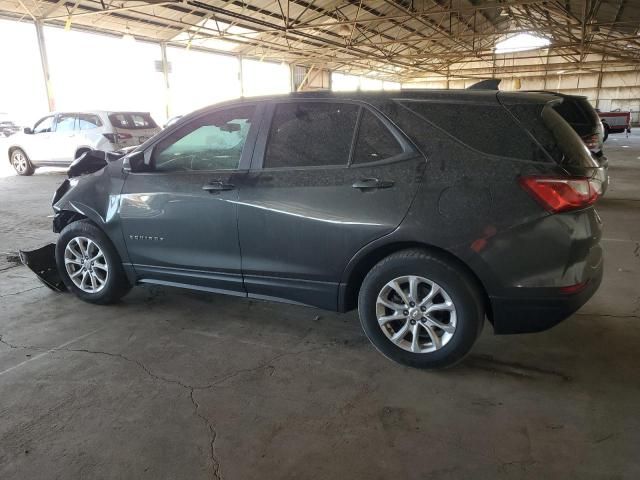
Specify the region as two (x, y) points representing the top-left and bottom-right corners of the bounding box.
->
(19, 244), (67, 292)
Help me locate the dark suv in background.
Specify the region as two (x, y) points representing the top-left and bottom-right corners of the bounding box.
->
(26, 90), (604, 369)
(545, 92), (609, 192)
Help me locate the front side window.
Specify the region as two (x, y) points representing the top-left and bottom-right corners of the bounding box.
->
(352, 110), (403, 164)
(264, 102), (359, 169)
(33, 116), (54, 134)
(56, 114), (77, 133)
(153, 105), (255, 172)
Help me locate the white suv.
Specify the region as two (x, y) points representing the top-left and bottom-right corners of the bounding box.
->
(7, 111), (160, 175)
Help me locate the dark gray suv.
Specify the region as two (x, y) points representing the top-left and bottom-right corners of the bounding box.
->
(28, 90), (604, 368)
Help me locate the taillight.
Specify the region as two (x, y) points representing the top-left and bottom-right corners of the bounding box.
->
(519, 176), (599, 213)
(581, 133), (600, 151)
(103, 132), (133, 144)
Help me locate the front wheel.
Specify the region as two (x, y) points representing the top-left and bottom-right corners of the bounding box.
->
(358, 249), (484, 369)
(56, 220), (131, 304)
(11, 148), (35, 176)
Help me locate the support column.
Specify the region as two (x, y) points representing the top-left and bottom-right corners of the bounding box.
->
(35, 21), (54, 112)
(238, 55), (244, 97)
(160, 42), (171, 120)
(595, 57), (605, 110)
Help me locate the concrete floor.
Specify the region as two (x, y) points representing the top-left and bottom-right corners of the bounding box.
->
(1, 132), (639, 480)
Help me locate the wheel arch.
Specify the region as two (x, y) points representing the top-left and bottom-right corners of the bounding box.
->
(338, 241), (492, 323)
(7, 145), (26, 162)
(53, 210), (89, 233)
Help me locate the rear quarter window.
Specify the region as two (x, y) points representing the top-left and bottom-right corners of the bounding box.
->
(396, 100), (549, 162)
(505, 102), (599, 168)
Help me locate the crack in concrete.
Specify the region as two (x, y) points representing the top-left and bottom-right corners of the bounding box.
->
(0, 285), (45, 297)
(0, 332), (332, 480)
(190, 389), (222, 480)
(0, 335), (29, 350)
(575, 312), (640, 319)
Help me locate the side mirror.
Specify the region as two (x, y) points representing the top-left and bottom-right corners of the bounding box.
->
(23, 127), (33, 134)
(123, 149), (152, 173)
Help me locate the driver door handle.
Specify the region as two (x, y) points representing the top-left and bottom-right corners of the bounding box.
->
(203, 181), (235, 192)
(352, 178), (394, 190)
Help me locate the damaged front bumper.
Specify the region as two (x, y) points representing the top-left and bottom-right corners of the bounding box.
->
(19, 244), (67, 292)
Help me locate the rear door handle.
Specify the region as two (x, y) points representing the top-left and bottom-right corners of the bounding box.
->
(352, 178), (394, 190)
(202, 181), (235, 192)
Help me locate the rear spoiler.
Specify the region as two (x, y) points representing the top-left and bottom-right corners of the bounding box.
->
(467, 79), (501, 90)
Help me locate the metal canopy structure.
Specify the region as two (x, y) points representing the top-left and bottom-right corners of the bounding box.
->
(1, 0), (639, 81)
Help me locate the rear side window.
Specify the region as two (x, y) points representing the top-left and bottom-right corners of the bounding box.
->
(109, 112), (157, 130)
(352, 110), (403, 164)
(398, 101), (547, 162)
(264, 102), (359, 169)
(78, 114), (102, 130)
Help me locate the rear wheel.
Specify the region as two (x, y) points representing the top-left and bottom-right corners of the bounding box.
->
(358, 249), (484, 369)
(602, 124), (609, 142)
(11, 148), (34, 176)
(56, 220), (131, 304)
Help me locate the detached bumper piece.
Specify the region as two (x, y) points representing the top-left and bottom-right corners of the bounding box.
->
(19, 244), (67, 292)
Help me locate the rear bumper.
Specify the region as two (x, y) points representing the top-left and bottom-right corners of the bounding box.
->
(490, 257), (603, 334)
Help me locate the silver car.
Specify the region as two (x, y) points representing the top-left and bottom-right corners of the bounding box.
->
(7, 110), (160, 175)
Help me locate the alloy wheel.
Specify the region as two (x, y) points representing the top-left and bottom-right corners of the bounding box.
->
(376, 275), (457, 353)
(64, 236), (109, 293)
(12, 152), (28, 174)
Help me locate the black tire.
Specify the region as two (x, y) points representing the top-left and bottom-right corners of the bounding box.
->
(56, 220), (131, 304)
(602, 124), (609, 142)
(10, 148), (35, 176)
(358, 249), (484, 369)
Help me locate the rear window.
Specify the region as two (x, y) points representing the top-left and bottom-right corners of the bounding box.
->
(108, 112), (157, 130)
(396, 100), (549, 162)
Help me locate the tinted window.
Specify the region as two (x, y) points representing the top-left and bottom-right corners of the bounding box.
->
(153, 105), (255, 172)
(56, 114), (77, 133)
(398, 101), (546, 162)
(33, 116), (54, 134)
(109, 112), (157, 130)
(264, 102), (359, 168)
(78, 114), (102, 130)
(353, 110), (403, 164)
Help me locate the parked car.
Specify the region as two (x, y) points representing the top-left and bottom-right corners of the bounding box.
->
(0, 115), (21, 137)
(468, 84), (608, 193)
(21, 91), (604, 369)
(6, 111), (160, 175)
(540, 92), (608, 193)
(597, 109), (631, 139)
